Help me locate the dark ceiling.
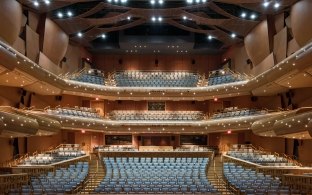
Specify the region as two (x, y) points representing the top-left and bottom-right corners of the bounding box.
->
(18, 0), (298, 54)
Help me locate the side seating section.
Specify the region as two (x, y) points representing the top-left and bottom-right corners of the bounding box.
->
(113, 71), (201, 87)
(94, 145), (138, 152)
(207, 69), (247, 86)
(109, 110), (205, 121)
(46, 106), (101, 119)
(211, 107), (267, 119)
(20, 145), (86, 165)
(227, 144), (296, 166)
(223, 162), (300, 195)
(70, 69), (105, 85)
(9, 162), (89, 195)
(94, 157), (219, 194)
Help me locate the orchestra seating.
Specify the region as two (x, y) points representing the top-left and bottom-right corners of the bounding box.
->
(20, 144), (86, 165)
(108, 110), (205, 121)
(175, 146), (215, 152)
(9, 162), (89, 194)
(70, 69), (105, 85)
(94, 145), (138, 152)
(211, 107), (267, 119)
(207, 69), (247, 86)
(46, 107), (101, 119)
(110, 71), (201, 87)
(94, 157), (218, 194)
(223, 162), (299, 194)
(226, 145), (296, 166)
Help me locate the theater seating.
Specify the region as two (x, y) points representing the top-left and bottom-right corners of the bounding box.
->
(227, 145), (296, 166)
(207, 69), (247, 86)
(175, 146), (215, 152)
(223, 162), (299, 194)
(109, 110), (205, 121)
(70, 69), (105, 85)
(110, 71), (201, 87)
(46, 107), (101, 119)
(94, 157), (218, 194)
(20, 144), (86, 165)
(94, 145), (138, 152)
(211, 107), (267, 119)
(9, 162), (88, 195)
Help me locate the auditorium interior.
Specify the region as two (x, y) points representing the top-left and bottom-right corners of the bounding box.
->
(0, 0), (312, 194)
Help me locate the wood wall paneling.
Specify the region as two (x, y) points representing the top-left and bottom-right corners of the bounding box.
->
(273, 27), (287, 63)
(38, 52), (62, 75)
(290, 0), (312, 47)
(244, 20), (270, 66)
(12, 37), (25, 55)
(287, 38), (300, 57)
(275, 13), (285, 33)
(222, 45), (250, 74)
(0, 0), (23, 45)
(26, 25), (40, 62)
(250, 53), (275, 76)
(43, 18), (69, 65)
(94, 54), (221, 73)
(28, 12), (39, 32)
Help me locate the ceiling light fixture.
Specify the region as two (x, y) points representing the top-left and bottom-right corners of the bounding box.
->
(151, 0), (155, 4)
(33, 1), (39, 7)
(183, 16), (187, 20)
(158, 0), (164, 4)
(241, 12), (246, 18)
(57, 12), (63, 18)
(67, 11), (73, 17)
(231, 33), (236, 38)
(151, 16), (156, 22)
(101, 34), (106, 39)
(158, 16), (163, 22)
(250, 14), (257, 19)
(208, 35), (213, 40)
(263, 1), (270, 7)
(127, 16), (131, 20)
(274, 2), (280, 8)
(44, 0), (50, 5)
(77, 32), (83, 37)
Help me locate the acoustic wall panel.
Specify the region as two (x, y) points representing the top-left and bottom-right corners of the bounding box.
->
(43, 18), (69, 65)
(290, 0), (312, 47)
(28, 11), (39, 32)
(38, 52), (62, 75)
(0, 0), (23, 45)
(273, 27), (287, 63)
(244, 20), (270, 66)
(287, 38), (300, 56)
(26, 25), (39, 62)
(274, 13), (285, 33)
(251, 53), (275, 76)
(12, 37), (25, 55)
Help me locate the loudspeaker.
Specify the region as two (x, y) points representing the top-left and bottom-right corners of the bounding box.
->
(171, 136), (175, 141)
(192, 59), (196, 65)
(251, 96), (258, 102)
(155, 59), (158, 65)
(138, 136), (141, 141)
(20, 89), (27, 96)
(117, 100), (122, 104)
(191, 101), (195, 104)
(62, 57), (67, 63)
(246, 59), (252, 64)
(118, 59), (123, 65)
(55, 96), (63, 101)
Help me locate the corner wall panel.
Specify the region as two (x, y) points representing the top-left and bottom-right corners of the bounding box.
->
(273, 27), (287, 63)
(0, 0), (23, 45)
(26, 25), (39, 62)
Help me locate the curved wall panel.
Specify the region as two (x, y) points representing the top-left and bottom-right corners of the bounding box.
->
(244, 20), (270, 66)
(290, 0), (312, 47)
(43, 18), (69, 65)
(0, 0), (23, 45)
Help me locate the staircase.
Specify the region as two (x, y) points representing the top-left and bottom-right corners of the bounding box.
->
(207, 155), (236, 195)
(80, 154), (105, 194)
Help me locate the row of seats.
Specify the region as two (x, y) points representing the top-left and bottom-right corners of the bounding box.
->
(208, 71), (246, 86)
(175, 146), (215, 152)
(223, 162), (299, 195)
(94, 157), (218, 194)
(227, 145), (295, 166)
(46, 107), (101, 119)
(20, 145), (86, 165)
(94, 145), (138, 152)
(112, 71), (201, 87)
(70, 69), (105, 85)
(9, 162), (89, 195)
(108, 111), (205, 121)
(211, 108), (267, 119)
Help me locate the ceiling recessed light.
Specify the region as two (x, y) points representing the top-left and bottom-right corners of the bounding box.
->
(107, 0), (112, 2)
(101, 34), (106, 39)
(67, 11), (73, 17)
(231, 33), (236, 38)
(151, 16), (156, 22)
(57, 12), (63, 18)
(150, 0), (155, 4)
(187, 0), (193, 4)
(263, 1), (270, 7)
(158, 0), (164, 4)
(77, 32), (83, 37)
(127, 16), (131, 20)
(195, 0), (200, 3)
(44, 0), (50, 5)
(241, 12), (246, 18)
(250, 14), (256, 19)
(33, 1), (39, 7)
(208, 35), (212, 40)
(274, 2), (280, 8)
(183, 16), (187, 20)
(158, 16), (163, 22)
